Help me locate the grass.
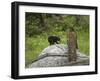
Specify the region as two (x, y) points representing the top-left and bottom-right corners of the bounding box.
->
(77, 30), (89, 55)
(25, 35), (48, 67)
(25, 30), (89, 67)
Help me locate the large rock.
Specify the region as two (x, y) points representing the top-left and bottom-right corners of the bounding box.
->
(28, 44), (89, 68)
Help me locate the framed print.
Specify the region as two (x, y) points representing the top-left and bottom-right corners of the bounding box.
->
(11, 1), (98, 79)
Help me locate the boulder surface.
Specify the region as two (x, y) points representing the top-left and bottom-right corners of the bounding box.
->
(28, 44), (89, 68)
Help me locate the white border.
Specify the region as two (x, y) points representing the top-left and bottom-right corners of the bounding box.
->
(19, 5), (95, 76)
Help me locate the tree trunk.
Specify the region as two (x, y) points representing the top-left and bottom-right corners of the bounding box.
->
(67, 32), (77, 62)
(39, 13), (49, 31)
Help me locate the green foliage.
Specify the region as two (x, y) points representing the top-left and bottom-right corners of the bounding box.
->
(26, 13), (89, 36)
(25, 35), (48, 66)
(77, 30), (89, 55)
(25, 13), (89, 67)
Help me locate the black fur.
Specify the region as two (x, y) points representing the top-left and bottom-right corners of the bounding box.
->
(48, 36), (60, 45)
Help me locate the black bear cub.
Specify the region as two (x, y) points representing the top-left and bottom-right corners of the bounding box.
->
(48, 36), (60, 45)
